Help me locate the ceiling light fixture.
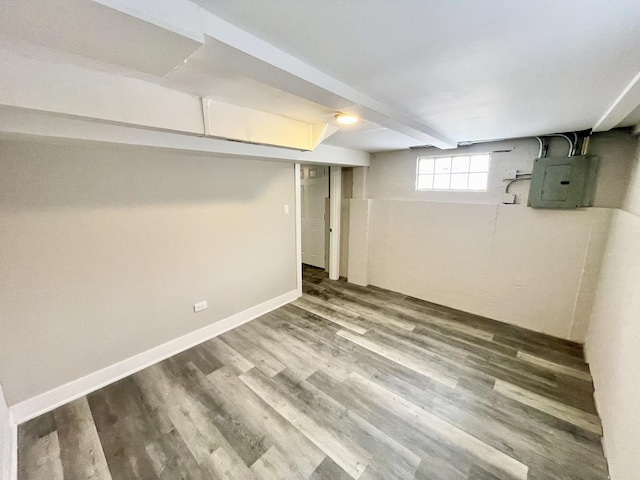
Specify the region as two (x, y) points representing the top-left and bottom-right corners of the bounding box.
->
(334, 112), (359, 125)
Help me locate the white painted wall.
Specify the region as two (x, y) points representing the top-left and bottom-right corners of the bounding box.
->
(0, 139), (297, 406)
(349, 132), (636, 341)
(586, 137), (640, 480)
(0, 383), (15, 480)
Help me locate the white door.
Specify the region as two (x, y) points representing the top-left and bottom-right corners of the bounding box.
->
(301, 165), (329, 268)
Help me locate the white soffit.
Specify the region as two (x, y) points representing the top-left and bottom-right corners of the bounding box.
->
(0, 0), (203, 76)
(0, 49), (205, 135)
(619, 103), (640, 128)
(202, 99), (339, 150)
(0, 40), (344, 152)
(323, 125), (429, 153)
(594, 71), (640, 131)
(0, 106), (370, 167)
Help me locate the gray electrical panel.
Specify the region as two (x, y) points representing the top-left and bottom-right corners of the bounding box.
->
(527, 155), (598, 209)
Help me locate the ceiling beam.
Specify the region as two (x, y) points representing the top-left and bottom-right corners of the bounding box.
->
(593, 69), (640, 132)
(197, 9), (458, 149)
(0, 106), (370, 167)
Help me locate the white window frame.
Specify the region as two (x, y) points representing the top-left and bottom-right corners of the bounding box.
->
(415, 153), (491, 192)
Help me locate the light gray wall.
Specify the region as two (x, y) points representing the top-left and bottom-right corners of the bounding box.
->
(586, 136), (640, 480)
(0, 139), (297, 405)
(348, 131), (636, 341)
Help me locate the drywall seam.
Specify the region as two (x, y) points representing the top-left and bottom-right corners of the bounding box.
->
(10, 289), (299, 425)
(569, 222), (594, 339)
(569, 209), (614, 342)
(481, 204), (501, 314)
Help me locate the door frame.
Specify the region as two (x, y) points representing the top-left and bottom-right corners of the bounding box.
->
(295, 164), (303, 295)
(328, 166), (342, 281)
(295, 163), (342, 293)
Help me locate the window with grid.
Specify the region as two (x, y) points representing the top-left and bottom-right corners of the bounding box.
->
(416, 154), (490, 191)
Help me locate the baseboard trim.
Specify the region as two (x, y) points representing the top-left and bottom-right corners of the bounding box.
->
(9, 422), (17, 480)
(586, 344), (611, 473)
(1, 382), (17, 480)
(1, 421), (17, 480)
(10, 289), (299, 425)
(591, 374), (610, 463)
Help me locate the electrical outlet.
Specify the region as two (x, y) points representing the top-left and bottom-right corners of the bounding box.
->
(283, 204), (290, 215)
(193, 301), (207, 313)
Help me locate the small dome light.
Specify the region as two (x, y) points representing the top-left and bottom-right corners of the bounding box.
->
(334, 113), (359, 125)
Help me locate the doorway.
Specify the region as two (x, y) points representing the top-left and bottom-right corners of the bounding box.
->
(298, 164), (343, 282)
(300, 165), (329, 269)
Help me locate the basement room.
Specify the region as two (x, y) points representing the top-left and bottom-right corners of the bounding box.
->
(1, 1), (639, 479)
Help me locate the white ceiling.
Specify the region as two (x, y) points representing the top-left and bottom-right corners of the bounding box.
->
(194, 0), (640, 148)
(1, 0), (640, 152)
(0, 0), (202, 76)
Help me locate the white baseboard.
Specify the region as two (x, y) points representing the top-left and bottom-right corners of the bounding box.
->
(9, 422), (17, 480)
(591, 380), (610, 463)
(1, 383), (16, 480)
(10, 289), (299, 425)
(584, 345), (609, 461)
(0, 423), (16, 480)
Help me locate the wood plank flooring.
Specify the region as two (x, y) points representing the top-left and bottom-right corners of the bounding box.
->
(18, 265), (609, 479)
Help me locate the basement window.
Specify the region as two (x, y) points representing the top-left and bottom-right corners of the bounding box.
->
(416, 154), (490, 191)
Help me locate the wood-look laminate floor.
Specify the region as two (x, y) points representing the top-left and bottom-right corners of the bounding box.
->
(18, 266), (609, 480)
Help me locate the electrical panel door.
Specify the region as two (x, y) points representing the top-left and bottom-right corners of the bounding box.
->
(527, 156), (598, 209)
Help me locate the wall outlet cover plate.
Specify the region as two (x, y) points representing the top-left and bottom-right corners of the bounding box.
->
(503, 169), (518, 180)
(193, 301), (207, 313)
(502, 193), (516, 204)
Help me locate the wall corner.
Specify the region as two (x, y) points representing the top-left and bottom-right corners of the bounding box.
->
(347, 198), (371, 286)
